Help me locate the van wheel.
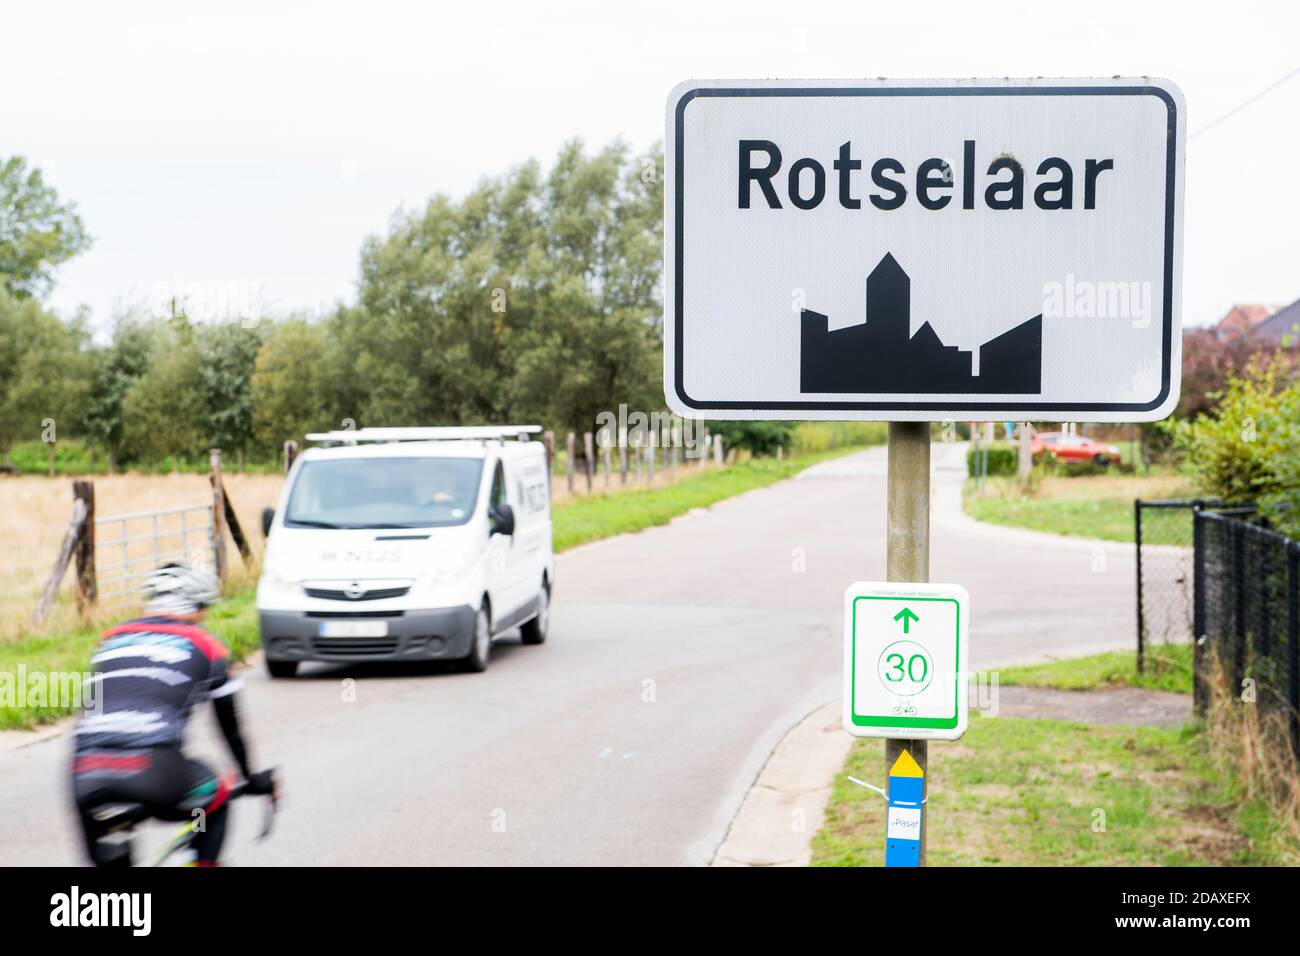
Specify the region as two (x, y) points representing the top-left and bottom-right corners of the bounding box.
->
(463, 606), (492, 672)
(266, 659), (298, 679)
(521, 585), (549, 645)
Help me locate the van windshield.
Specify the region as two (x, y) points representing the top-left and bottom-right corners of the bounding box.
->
(284, 457), (484, 529)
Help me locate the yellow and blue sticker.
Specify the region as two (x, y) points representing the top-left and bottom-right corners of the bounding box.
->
(884, 749), (924, 867)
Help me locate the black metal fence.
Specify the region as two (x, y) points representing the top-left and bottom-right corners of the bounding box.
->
(1135, 499), (1232, 671)
(1193, 510), (1300, 754)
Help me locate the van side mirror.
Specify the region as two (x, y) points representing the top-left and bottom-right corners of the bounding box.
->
(490, 503), (515, 537)
(261, 507), (275, 537)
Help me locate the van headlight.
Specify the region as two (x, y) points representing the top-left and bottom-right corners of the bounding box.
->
(260, 560), (300, 594)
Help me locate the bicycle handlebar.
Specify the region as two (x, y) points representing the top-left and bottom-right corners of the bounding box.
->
(228, 768), (278, 839)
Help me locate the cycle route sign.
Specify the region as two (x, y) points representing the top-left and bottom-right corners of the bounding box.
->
(842, 582), (970, 740)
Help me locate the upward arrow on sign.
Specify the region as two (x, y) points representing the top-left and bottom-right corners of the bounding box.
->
(893, 607), (920, 634)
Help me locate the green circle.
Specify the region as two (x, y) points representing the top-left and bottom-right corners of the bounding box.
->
(876, 640), (934, 697)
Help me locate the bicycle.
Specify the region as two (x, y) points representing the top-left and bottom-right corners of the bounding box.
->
(86, 772), (278, 867)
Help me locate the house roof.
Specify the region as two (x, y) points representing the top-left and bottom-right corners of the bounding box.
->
(1255, 297), (1300, 347)
(1215, 303), (1277, 337)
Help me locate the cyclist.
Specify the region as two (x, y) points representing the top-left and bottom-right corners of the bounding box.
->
(70, 562), (276, 866)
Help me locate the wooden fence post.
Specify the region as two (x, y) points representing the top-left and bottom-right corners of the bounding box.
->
(73, 480), (97, 611)
(220, 480), (252, 564)
(602, 444), (612, 490)
(566, 433), (576, 496)
(543, 431), (555, 473)
(1017, 422), (1033, 488)
(619, 428), (628, 485)
(283, 440), (298, 475)
(542, 431), (555, 498)
(714, 436), (724, 467)
(210, 449), (228, 582)
(32, 497), (88, 625)
(583, 432), (595, 493)
(646, 444), (655, 485)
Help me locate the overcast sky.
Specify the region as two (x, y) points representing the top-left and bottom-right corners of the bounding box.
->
(6, 0), (1298, 336)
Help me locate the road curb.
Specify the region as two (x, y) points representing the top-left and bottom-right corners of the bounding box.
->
(0, 720), (68, 754)
(710, 700), (850, 867)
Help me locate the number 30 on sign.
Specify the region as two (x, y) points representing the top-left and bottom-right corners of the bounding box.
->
(842, 582), (970, 741)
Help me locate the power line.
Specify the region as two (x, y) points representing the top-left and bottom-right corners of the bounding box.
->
(1190, 64), (1300, 139)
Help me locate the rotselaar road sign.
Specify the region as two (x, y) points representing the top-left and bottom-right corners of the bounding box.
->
(842, 582), (970, 741)
(664, 78), (1186, 422)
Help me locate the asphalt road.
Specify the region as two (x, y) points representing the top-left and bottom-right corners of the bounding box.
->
(0, 442), (1136, 865)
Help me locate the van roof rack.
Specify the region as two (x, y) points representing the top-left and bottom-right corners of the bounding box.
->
(306, 426), (542, 445)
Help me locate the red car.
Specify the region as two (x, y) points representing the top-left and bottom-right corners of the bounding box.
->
(1030, 431), (1122, 465)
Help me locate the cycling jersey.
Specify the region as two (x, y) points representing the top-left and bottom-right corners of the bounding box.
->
(74, 616), (242, 751)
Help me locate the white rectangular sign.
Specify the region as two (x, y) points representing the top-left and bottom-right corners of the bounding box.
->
(842, 581), (970, 741)
(664, 78), (1185, 421)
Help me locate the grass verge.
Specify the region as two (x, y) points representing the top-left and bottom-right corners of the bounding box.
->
(998, 644), (1193, 695)
(2, 445), (869, 730)
(1202, 655), (1300, 865)
(813, 716), (1253, 866)
(551, 448), (860, 552)
(963, 473), (1195, 543)
(0, 584), (263, 731)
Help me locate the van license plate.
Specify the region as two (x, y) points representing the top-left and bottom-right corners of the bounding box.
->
(318, 621), (389, 638)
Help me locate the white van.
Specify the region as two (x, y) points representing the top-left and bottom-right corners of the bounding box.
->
(256, 427), (553, 677)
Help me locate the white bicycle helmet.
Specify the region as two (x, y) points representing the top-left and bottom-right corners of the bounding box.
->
(141, 562), (220, 615)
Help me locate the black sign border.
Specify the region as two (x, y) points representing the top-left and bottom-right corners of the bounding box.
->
(671, 84), (1179, 414)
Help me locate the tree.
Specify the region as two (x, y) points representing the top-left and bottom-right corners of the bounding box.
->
(350, 140), (664, 436)
(351, 180), (533, 427)
(251, 318), (340, 446)
(0, 290), (92, 466)
(199, 320), (268, 465)
(121, 319), (207, 465)
(511, 142), (664, 436)
(0, 156), (92, 300)
(1177, 327), (1290, 419)
(82, 313), (155, 471)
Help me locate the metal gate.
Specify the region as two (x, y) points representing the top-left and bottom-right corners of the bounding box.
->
(93, 504), (217, 600)
(1134, 498), (1242, 671)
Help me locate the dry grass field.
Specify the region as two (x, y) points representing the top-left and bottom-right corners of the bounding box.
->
(0, 473), (283, 643)
(0, 437), (867, 647)
(0, 456), (720, 643)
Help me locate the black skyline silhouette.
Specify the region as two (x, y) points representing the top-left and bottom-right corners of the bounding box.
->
(799, 253), (1042, 394)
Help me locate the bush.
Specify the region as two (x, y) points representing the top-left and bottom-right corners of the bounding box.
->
(1034, 454), (1134, 478)
(1167, 355), (1300, 536)
(706, 421), (796, 456)
(967, 441), (1019, 477)
(789, 422), (888, 454)
(6, 438), (105, 475)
